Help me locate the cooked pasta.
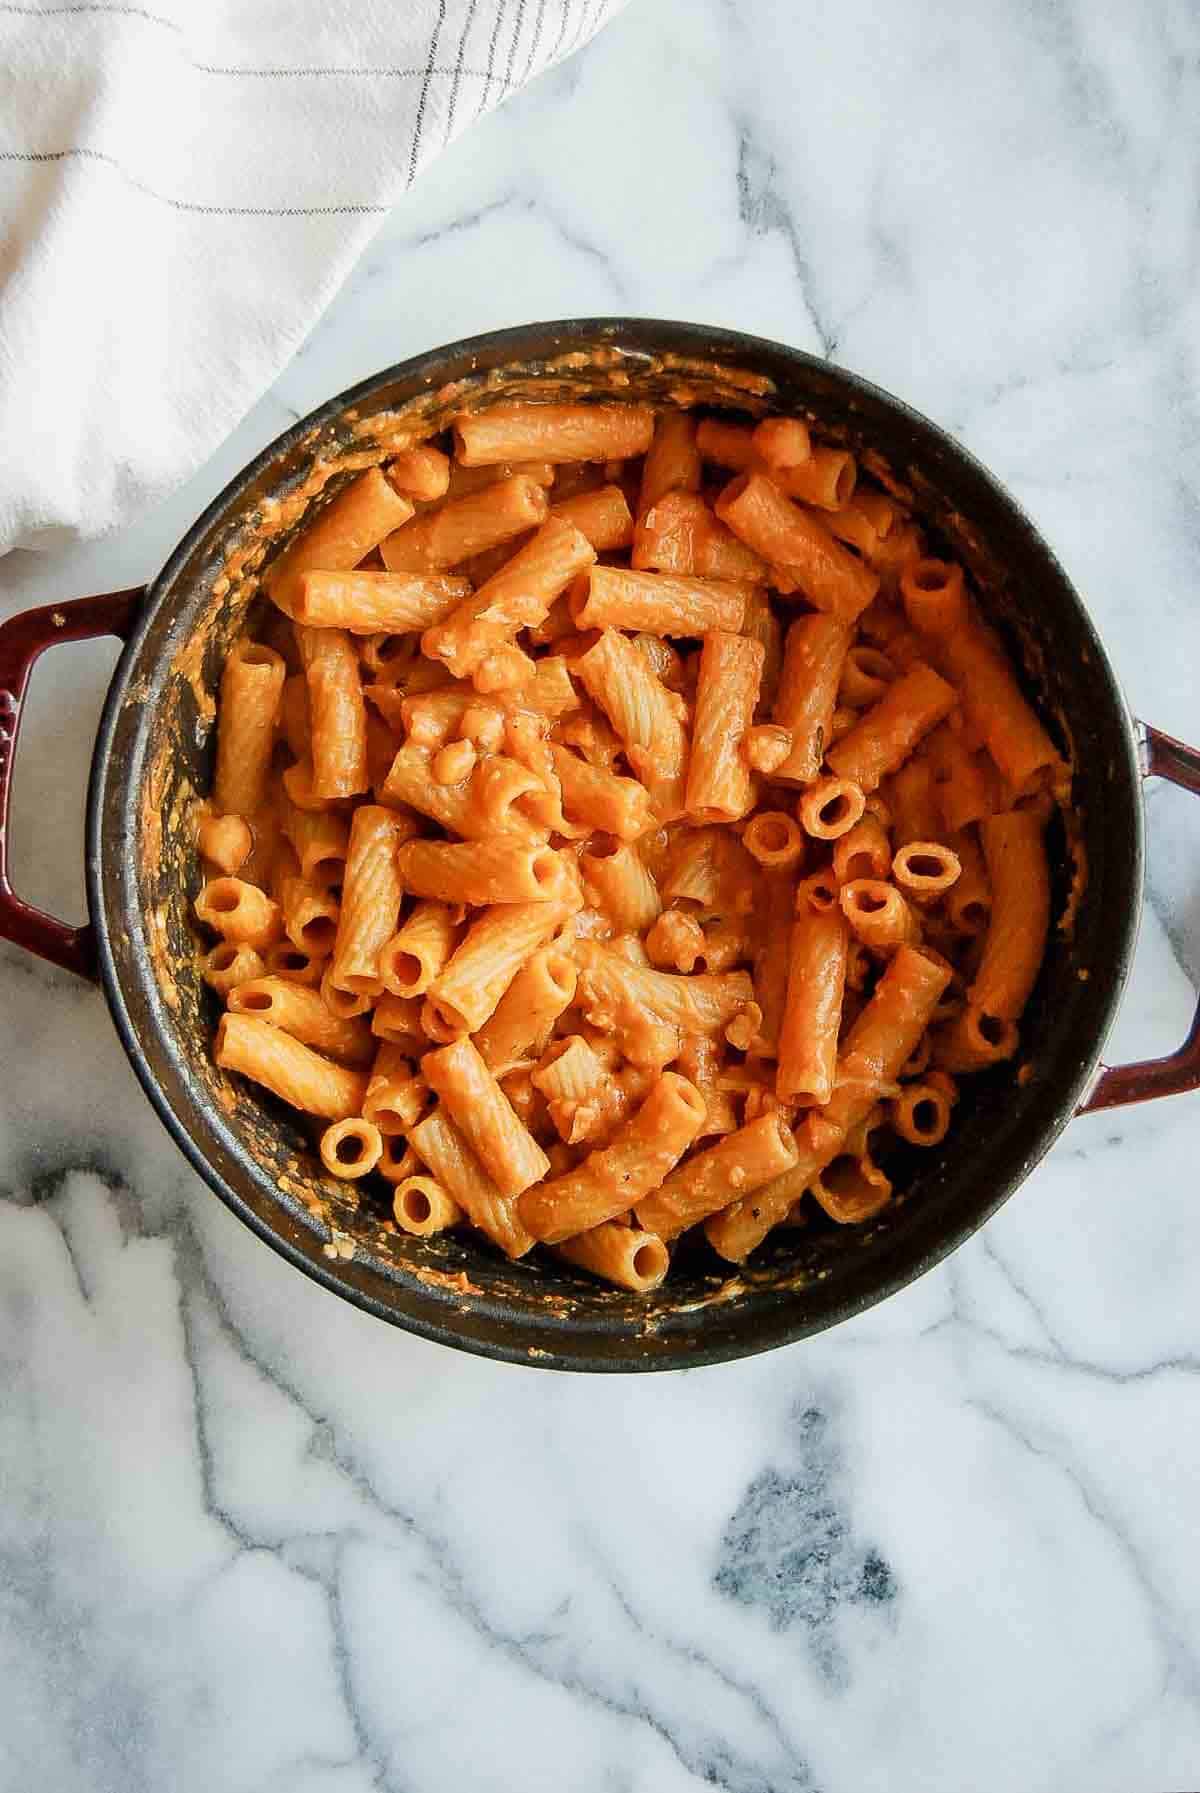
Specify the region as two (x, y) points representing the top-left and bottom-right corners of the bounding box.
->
(199, 391), (1070, 1287)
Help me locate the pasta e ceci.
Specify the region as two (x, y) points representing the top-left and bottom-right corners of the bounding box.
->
(194, 396), (1063, 1293)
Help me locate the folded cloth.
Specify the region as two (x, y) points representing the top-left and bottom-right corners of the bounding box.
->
(0, 0), (627, 555)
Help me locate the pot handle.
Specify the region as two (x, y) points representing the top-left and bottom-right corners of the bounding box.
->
(0, 589), (142, 981)
(1077, 722), (1200, 1114)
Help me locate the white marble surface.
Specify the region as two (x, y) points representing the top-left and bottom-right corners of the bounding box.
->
(3, 2), (1200, 1788)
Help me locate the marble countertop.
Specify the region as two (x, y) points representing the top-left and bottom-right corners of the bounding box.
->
(3, 2), (1200, 1788)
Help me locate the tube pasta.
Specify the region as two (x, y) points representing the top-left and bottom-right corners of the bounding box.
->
(677, 1032), (739, 1138)
(533, 1034), (608, 1104)
(886, 756), (940, 847)
(550, 485), (635, 551)
(576, 628), (690, 821)
(901, 570), (1059, 790)
(773, 446), (856, 511)
(393, 1175), (463, 1235)
(385, 444), (450, 500)
(808, 1148), (892, 1223)
(572, 566), (752, 637)
(776, 889), (849, 1105)
(423, 516), (596, 679)
(751, 415), (812, 471)
(408, 1107), (533, 1258)
(828, 490), (899, 560)
(970, 811), (1050, 1021)
(423, 1038), (550, 1198)
(580, 840), (661, 934)
(645, 910), (705, 974)
(631, 490), (769, 582)
(454, 402), (655, 466)
(840, 879), (921, 949)
(279, 672), (311, 759)
(742, 811), (804, 870)
(321, 965), (371, 1019)
(832, 816), (891, 885)
(518, 1073), (706, 1243)
(555, 1223), (670, 1292)
(638, 409), (702, 515)
(427, 901), (568, 1035)
(742, 585), (784, 716)
(839, 645), (897, 709)
(923, 721), (995, 832)
(320, 1118), (384, 1180)
(550, 744), (655, 841)
(686, 631), (764, 823)
(900, 558), (967, 638)
(371, 992), (424, 1044)
(378, 901), (459, 997)
(293, 570), (470, 633)
(934, 1004), (1020, 1072)
(380, 474), (549, 573)
(265, 467), (414, 615)
(715, 472), (878, 619)
(362, 1070), (431, 1135)
(448, 459), (556, 496)
(377, 1136), (420, 1184)
(773, 615), (852, 784)
(826, 662), (957, 792)
(797, 776), (866, 841)
(215, 1013), (368, 1121)
(325, 805), (408, 997)
(892, 1080), (954, 1146)
(280, 877), (339, 959)
(532, 1034), (618, 1144)
(279, 803), (349, 889)
(396, 837), (568, 907)
(748, 869), (796, 1060)
(636, 1113), (797, 1240)
(202, 942), (265, 998)
(946, 830), (992, 936)
(575, 940), (755, 1066)
(650, 843), (724, 916)
(380, 742), (545, 842)
(228, 978), (374, 1065)
(196, 878), (282, 950)
(892, 841), (962, 898)
(214, 642), (286, 818)
(297, 626), (369, 802)
(695, 417), (755, 469)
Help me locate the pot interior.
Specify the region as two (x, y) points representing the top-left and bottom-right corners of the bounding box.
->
(89, 321), (1143, 1369)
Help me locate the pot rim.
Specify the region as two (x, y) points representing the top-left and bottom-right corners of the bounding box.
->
(83, 317), (1146, 1371)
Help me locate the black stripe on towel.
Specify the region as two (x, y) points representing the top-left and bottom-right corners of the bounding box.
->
(0, 147), (389, 216)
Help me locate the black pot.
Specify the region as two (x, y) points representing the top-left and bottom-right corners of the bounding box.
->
(2, 319), (1197, 1371)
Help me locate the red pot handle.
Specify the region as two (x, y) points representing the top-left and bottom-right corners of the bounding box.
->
(1078, 723), (1200, 1114)
(0, 589), (142, 981)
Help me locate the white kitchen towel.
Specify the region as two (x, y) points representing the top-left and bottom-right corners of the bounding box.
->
(0, 0), (627, 555)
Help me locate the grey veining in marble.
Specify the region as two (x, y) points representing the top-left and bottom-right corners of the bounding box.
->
(2, 2), (1199, 1789)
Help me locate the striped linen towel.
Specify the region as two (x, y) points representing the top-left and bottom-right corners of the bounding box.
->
(0, 0), (628, 554)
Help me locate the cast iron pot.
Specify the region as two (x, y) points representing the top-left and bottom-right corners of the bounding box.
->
(2, 320), (1198, 1372)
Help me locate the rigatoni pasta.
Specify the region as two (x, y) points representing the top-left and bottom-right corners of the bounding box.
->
(572, 567), (752, 637)
(423, 1037), (550, 1198)
(198, 389), (1070, 1289)
(213, 642), (286, 820)
(264, 467), (414, 615)
(454, 401), (655, 467)
(686, 631), (764, 823)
